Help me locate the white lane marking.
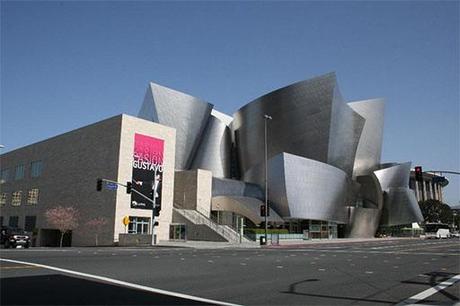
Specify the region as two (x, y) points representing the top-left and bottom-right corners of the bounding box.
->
(276, 266), (283, 268)
(0, 258), (241, 306)
(395, 274), (460, 306)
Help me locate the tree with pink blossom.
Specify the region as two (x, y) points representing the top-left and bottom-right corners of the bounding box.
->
(85, 217), (108, 246)
(45, 206), (79, 247)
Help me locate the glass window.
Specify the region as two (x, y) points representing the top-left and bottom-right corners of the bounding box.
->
(0, 193), (6, 206)
(9, 216), (19, 228)
(11, 191), (22, 206)
(15, 164), (25, 180)
(128, 217), (150, 234)
(25, 216), (37, 232)
(31, 161), (43, 177)
(27, 189), (39, 205)
(0, 169), (9, 184)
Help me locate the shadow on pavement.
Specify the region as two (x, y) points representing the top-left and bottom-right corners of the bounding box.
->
(281, 278), (395, 304)
(401, 271), (459, 302)
(1, 274), (211, 305)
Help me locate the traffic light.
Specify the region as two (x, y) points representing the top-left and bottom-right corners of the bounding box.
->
(96, 178), (103, 191)
(126, 181), (132, 194)
(260, 205), (269, 217)
(415, 166), (423, 182)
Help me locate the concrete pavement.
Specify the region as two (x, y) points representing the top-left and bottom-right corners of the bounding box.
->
(156, 237), (426, 249)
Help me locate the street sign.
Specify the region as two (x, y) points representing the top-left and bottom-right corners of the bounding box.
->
(105, 182), (118, 190)
(122, 216), (130, 226)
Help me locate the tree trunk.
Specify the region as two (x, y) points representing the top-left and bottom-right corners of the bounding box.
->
(60, 231), (65, 248)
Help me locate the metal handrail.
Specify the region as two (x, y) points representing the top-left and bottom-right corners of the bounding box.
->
(174, 208), (244, 242)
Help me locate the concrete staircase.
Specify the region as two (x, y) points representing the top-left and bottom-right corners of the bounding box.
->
(173, 208), (252, 243)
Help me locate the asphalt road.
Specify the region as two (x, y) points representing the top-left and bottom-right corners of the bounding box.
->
(1, 238), (459, 305)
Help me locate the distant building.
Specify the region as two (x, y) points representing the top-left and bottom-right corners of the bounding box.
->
(409, 171), (449, 202)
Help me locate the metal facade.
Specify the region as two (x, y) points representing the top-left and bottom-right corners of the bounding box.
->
(232, 72), (365, 179)
(137, 72), (425, 236)
(375, 163), (424, 226)
(190, 113), (232, 178)
(348, 99), (385, 177)
(138, 82), (213, 170)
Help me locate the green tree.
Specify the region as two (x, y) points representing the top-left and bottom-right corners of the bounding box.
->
(418, 199), (453, 224)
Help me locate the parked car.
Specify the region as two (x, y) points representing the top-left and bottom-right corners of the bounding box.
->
(0, 226), (31, 248)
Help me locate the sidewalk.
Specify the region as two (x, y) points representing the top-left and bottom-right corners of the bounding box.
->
(156, 237), (418, 249)
(156, 240), (260, 249)
(266, 237), (418, 248)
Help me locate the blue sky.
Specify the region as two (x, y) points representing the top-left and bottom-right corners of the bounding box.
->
(1, 1), (459, 205)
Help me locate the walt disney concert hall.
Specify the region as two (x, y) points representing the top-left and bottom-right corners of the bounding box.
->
(138, 72), (423, 239)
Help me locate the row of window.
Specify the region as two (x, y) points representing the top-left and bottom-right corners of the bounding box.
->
(0, 189), (39, 206)
(0, 160), (43, 183)
(0, 215), (37, 232)
(127, 217), (150, 234)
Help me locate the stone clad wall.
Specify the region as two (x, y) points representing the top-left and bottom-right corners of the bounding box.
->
(116, 114), (176, 243)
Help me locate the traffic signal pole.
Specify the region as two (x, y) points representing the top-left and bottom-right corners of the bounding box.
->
(97, 178), (158, 246)
(150, 168), (158, 246)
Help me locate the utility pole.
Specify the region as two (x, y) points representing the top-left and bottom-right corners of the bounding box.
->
(264, 114), (272, 245)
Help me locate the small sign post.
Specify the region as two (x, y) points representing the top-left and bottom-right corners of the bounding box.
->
(122, 216), (130, 233)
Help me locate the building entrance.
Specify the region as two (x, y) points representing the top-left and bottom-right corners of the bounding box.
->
(169, 224), (186, 241)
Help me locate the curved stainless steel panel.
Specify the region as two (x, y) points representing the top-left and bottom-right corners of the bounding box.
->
(346, 207), (381, 238)
(327, 85), (365, 175)
(348, 99), (385, 177)
(212, 177), (264, 200)
(190, 113), (231, 178)
(211, 196), (284, 225)
(381, 187), (424, 226)
(138, 82), (213, 170)
(232, 72), (364, 179)
(233, 73), (336, 179)
(356, 174), (384, 210)
(374, 162), (412, 190)
(374, 162), (424, 225)
(246, 152), (349, 223)
(283, 153), (349, 223)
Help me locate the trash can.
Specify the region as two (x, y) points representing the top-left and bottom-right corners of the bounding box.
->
(259, 236), (266, 245)
(271, 233), (280, 245)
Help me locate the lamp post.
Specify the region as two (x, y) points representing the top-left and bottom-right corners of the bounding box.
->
(453, 211), (457, 231)
(264, 114), (272, 244)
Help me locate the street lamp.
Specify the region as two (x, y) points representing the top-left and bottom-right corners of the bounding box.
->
(453, 211), (457, 231)
(264, 114), (272, 245)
